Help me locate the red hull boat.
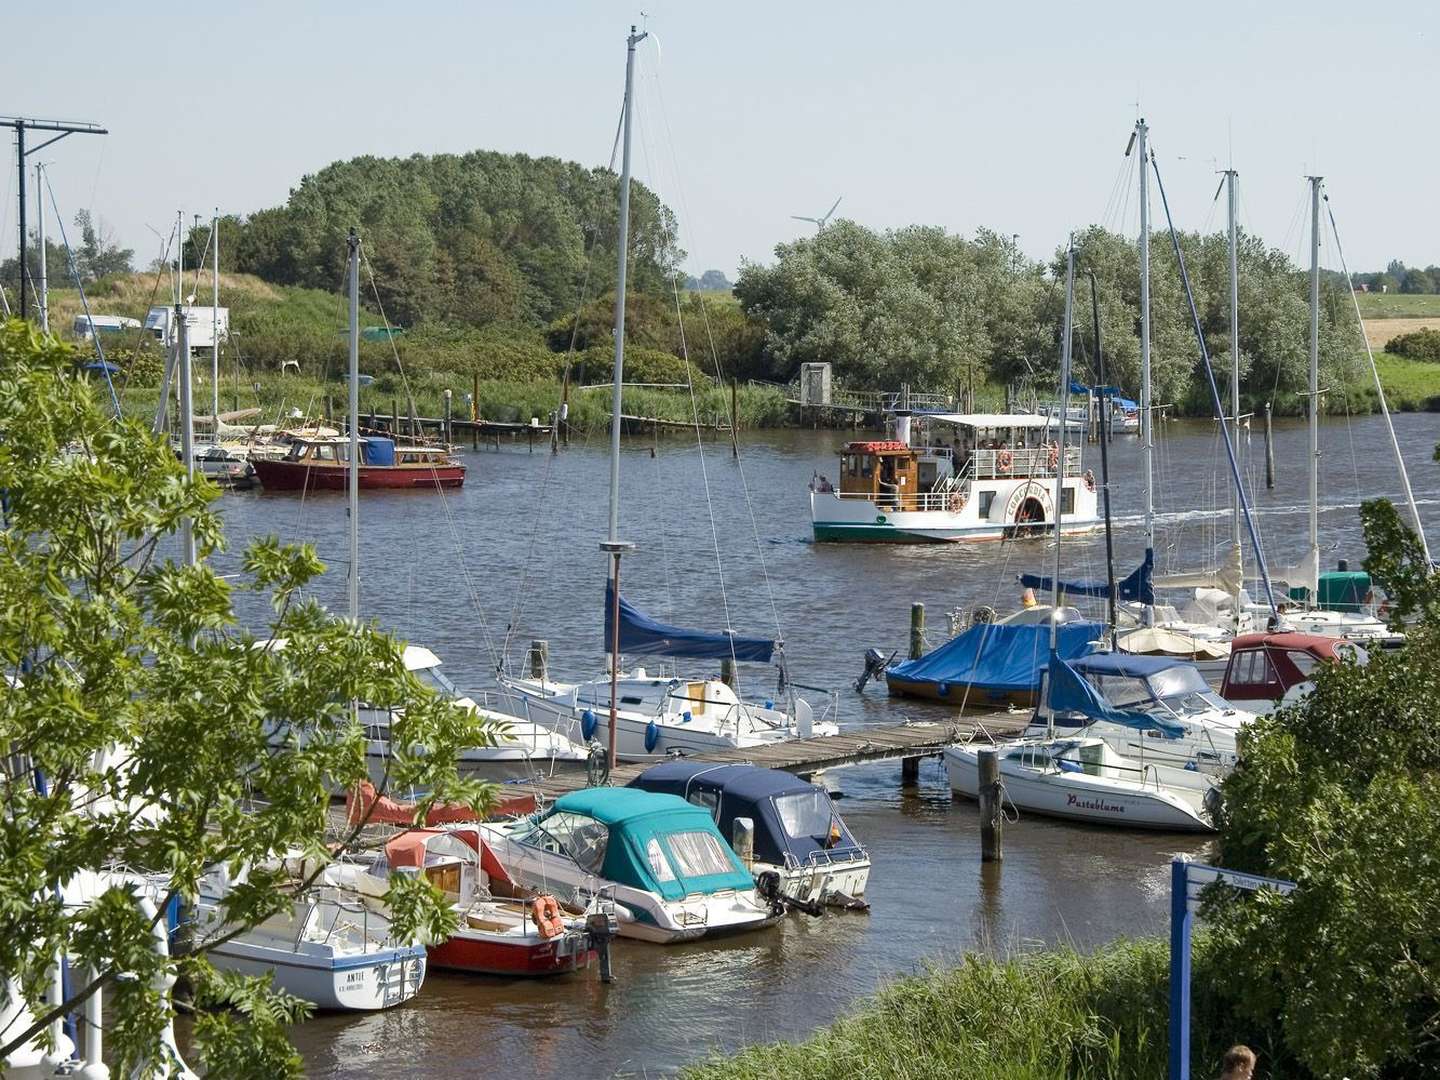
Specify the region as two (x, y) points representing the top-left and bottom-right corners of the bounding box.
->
(428, 918), (596, 977)
(252, 435), (465, 491)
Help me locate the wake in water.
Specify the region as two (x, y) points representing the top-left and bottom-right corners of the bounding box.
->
(1112, 494), (1440, 530)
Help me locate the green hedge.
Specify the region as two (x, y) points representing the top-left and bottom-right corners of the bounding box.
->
(1385, 328), (1440, 363)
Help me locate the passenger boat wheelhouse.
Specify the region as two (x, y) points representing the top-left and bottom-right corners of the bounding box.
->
(809, 412), (1100, 543)
(251, 435), (465, 490)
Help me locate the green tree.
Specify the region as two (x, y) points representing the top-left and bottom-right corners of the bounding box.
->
(0, 321), (497, 1076)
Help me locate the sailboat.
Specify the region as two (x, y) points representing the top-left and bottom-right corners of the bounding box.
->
(945, 239), (1218, 833)
(501, 26), (835, 762)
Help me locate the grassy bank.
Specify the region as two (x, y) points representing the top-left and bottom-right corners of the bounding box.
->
(684, 937), (1279, 1080)
(1356, 292), (1440, 320)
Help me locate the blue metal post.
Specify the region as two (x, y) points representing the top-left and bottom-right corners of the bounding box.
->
(1169, 858), (1192, 1080)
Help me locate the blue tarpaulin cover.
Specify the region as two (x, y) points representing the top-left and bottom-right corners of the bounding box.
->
(1019, 550), (1155, 606)
(1046, 653), (1185, 736)
(1113, 397), (1138, 409)
(604, 581), (776, 663)
(886, 621), (1102, 694)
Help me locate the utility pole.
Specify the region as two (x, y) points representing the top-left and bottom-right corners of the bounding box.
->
(3, 116), (108, 319)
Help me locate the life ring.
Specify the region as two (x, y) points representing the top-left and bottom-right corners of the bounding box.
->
(1047, 446), (1059, 469)
(1083, 469), (1096, 493)
(948, 490), (967, 513)
(529, 894), (566, 940)
(997, 450), (1013, 473)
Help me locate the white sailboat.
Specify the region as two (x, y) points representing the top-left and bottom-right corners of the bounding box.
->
(946, 233), (1218, 833)
(502, 27), (833, 763)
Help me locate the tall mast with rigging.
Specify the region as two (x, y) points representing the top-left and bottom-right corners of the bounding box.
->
(1305, 175), (1323, 600)
(1129, 119), (1155, 627)
(347, 228), (361, 623)
(1225, 168), (1244, 626)
(1047, 243), (1075, 735)
(601, 25), (648, 772)
(212, 210), (220, 422)
(35, 163), (48, 333)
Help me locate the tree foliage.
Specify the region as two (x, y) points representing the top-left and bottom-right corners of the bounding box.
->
(1212, 450), (1440, 1078)
(0, 321), (497, 1075)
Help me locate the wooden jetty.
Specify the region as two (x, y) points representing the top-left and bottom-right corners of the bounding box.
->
(524, 715), (1030, 803)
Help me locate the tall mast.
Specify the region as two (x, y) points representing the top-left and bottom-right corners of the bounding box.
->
(1089, 270), (1118, 644)
(1132, 119), (1154, 627)
(35, 163), (47, 333)
(347, 228), (361, 622)
(212, 209), (220, 422)
(602, 25), (646, 771)
(177, 301), (195, 566)
(1047, 244), (1075, 736)
(1306, 176), (1322, 596)
(1225, 168), (1243, 624)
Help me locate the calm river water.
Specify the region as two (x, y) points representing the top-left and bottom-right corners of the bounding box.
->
(205, 412), (1438, 1078)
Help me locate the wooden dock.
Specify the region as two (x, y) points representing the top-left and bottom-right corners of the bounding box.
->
(523, 716), (1030, 803)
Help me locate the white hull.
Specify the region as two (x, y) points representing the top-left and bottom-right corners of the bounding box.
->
(944, 742), (1214, 832)
(811, 480), (1099, 543)
(762, 856), (871, 907)
(208, 938), (426, 1011)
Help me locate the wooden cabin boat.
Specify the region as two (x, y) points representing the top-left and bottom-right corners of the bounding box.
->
(251, 435), (464, 491)
(809, 413), (1100, 543)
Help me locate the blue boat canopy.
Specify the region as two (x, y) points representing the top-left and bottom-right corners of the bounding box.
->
(1070, 651), (1184, 678)
(1113, 396), (1138, 409)
(887, 621), (1102, 694)
(630, 761), (864, 869)
(604, 581), (776, 663)
(1046, 654), (1186, 737)
(1019, 550), (1154, 606)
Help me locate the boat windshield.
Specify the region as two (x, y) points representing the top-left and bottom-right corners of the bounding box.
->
(1085, 665), (1226, 715)
(516, 811), (609, 875)
(413, 664), (458, 698)
(662, 831), (735, 878)
(774, 790), (834, 839)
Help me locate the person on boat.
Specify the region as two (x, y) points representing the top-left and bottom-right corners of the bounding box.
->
(816, 474), (834, 493)
(1218, 1045), (1255, 1080)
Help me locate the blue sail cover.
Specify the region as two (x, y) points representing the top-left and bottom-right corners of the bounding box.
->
(1046, 653), (1185, 736)
(1019, 550), (1155, 606)
(886, 621), (1102, 694)
(604, 582), (776, 663)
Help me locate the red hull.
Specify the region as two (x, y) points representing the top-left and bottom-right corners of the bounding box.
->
(252, 458), (465, 491)
(428, 931), (595, 977)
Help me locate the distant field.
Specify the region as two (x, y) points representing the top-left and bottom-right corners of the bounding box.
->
(1368, 351), (1440, 411)
(1355, 292), (1440, 320)
(1362, 316), (1439, 351)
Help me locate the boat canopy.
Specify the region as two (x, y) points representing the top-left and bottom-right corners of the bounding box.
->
(629, 761), (863, 869)
(604, 582), (775, 663)
(913, 412), (1061, 431)
(1019, 551), (1154, 606)
(887, 621), (1103, 695)
(543, 789), (755, 901)
(1047, 654), (1186, 737)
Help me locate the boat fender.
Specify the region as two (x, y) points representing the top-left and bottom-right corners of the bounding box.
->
(581, 709), (597, 741)
(530, 894), (566, 940)
(764, 699), (774, 710)
(644, 720), (660, 753)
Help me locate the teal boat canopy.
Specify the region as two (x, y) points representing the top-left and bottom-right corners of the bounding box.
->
(546, 789), (754, 902)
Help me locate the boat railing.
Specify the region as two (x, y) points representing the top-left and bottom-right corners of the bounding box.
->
(787, 846), (869, 871)
(971, 446), (1082, 479)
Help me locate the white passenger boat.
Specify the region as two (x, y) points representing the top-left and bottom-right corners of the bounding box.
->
(194, 863), (426, 1011)
(480, 788), (779, 943)
(809, 412), (1100, 543)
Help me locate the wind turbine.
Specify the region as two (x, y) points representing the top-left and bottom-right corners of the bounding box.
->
(792, 196), (842, 233)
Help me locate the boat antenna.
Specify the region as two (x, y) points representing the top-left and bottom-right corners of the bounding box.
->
(1088, 268), (1118, 645)
(1048, 241), (1075, 737)
(347, 227), (361, 622)
(1325, 195), (1431, 564)
(601, 24), (647, 774)
(1149, 154), (1279, 618)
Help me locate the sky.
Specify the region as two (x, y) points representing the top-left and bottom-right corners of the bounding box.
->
(6, 1), (1436, 280)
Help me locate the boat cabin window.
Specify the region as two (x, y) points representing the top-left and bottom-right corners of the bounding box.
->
(314, 444), (337, 462)
(1286, 651), (1321, 677)
(1230, 649), (1279, 687)
(685, 789), (720, 820)
(1060, 488), (1075, 515)
(1014, 749), (1053, 770)
(521, 811), (609, 874)
(977, 490), (996, 517)
(663, 830), (735, 878)
(425, 862), (462, 897)
(645, 837), (677, 882)
(774, 790), (834, 839)
(1077, 743), (1106, 775)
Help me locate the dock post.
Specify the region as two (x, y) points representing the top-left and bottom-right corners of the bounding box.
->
(730, 379), (740, 459)
(1264, 402), (1275, 489)
(528, 639), (549, 681)
(391, 398), (398, 435)
(720, 657), (736, 690)
(443, 389), (452, 446)
(901, 755), (920, 787)
(978, 748), (1003, 862)
(471, 373), (480, 449)
(909, 602), (926, 659)
(326, 394), (333, 425)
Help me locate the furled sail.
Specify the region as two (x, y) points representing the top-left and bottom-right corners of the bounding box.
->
(1019, 550), (1155, 606)
(1154, 543), (1243, 593)
(1046, 654), (1185, 737)
(603, 582), (776, 663)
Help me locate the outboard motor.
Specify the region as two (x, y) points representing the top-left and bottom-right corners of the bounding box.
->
(854, 648), (895, 693)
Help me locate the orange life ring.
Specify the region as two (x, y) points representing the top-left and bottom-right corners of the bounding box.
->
(529, 894), (566, 940)
(949, 490), (967, 513)
(1083, 469), (1096, 492)
(997, 450), (1013, 472)
(1047, 446), (1059, 469)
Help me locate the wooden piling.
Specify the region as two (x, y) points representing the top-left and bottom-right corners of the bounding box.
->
(528, 639), (549, 680)
(1264, 402), (1275, 489)
(325, 394), (333, 424)
(978, 748), (1003, 862)
(720, 657), (736, 690)
(901, 755), (920, 786)
(909, 603), (926, 660)
(730, 379), (740, 459)
(443, 389), (453, 446)
(471, 374), (480, 450)
(391, 399), (399, 436)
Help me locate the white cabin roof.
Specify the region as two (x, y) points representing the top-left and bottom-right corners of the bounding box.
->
(921, 413), (1060, 430)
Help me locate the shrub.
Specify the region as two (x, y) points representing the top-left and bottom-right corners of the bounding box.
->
(1385, 328), (1440, 362)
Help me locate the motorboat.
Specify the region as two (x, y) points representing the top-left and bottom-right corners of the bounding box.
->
(375, 827), (601, 977)
(192, 861), (427, 1011)
(1219, 631), (1365, 714)
(630, 760), (870, 910)
(364, 646), (590, 785)
(480, 788), (779, 943)
(945, 733), (1216, 832)
(502, 586), (836, 762)
(1023, 652), (1254, 775)
(252, 434), (464, 490)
